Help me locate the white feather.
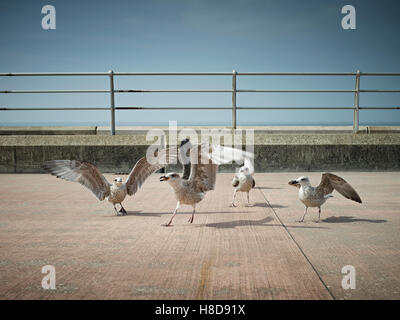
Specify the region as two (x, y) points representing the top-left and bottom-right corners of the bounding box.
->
(243, 157), (254, 174)
(209, 145), (254, 165)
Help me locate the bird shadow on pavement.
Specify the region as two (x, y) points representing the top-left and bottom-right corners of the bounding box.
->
(229, 202), (286, 208)
(322, 216), (387, 223)
(268, 203), (287, 209)
(242, 202), (287, 209)
(251, 202), (268, 207)
(256, 187), (282, 190)
(101, 211), (145, 217)
(123, 210), (147, 216)
(123, 210), (236, 217)
(202, 216), (328, 229)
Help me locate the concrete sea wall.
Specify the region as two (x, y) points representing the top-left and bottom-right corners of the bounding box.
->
(0, 128), (399, 173)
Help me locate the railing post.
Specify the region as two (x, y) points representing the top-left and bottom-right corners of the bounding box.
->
(109, 70), (116, 135)
(232, 69), (237, 129)
(353, 70), (361, 133)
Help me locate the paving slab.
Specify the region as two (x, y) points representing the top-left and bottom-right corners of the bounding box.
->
(0, 173), (398, 299)
(261, 172), (400, 300)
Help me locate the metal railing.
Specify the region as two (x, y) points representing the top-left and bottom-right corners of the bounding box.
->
(1, 70), (399, 134)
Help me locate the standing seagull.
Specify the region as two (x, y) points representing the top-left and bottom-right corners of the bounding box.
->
(230, 157), (255, 207)
(288, 173), (362, 222)
(43, 147), (177, 216)
(160, 143), (254, 226)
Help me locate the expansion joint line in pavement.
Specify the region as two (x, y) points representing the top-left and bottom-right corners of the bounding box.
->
(257, 187), (336, 300)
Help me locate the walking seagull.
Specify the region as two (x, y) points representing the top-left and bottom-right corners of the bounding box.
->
(288, 173), (362, 222)
(230, 157), (255, 207)
(43, 147), (177, 216)
(160, 142), (254, 226)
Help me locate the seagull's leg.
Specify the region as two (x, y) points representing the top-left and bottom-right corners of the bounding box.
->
(163, 201), (180, 226)
(188, 205), (195, 224)
(119, 203), (126, 214)
(298, 207), (308, 222)
(245, 192), (252, 207)
(114, 204), (122, 216)
(315, 207), (321, 223)
(229, 189), (237, 207)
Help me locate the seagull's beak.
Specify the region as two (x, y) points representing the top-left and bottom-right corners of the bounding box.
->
(288, 180), (299, 186)
(160, 176), (169, 182)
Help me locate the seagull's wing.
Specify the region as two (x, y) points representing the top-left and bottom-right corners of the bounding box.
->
(188, 145), (218, 192)
(43, 160), (110, 201)
(182, 163), (191, 180)
(243, 157), (254, 174)
(125, 146), (178, 196)
(188, 145), (253, 192)
(179, 139), (192, 180)
(209, 145), (254, 165)
(316, 173), (362, 203)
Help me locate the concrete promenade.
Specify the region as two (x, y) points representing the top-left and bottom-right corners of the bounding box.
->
(0, 172), (399, 300)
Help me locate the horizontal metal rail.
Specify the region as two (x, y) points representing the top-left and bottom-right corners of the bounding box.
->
(359, 89), (400, 93)
(2, 106), (398, 111)
(0, 72), (109, 76)
(237, 89), (355, 93)
(2, 89), (400, 94)
(0, 90), (110, 94)
(0, 107), (110, 111)
(2, 71), (400, 76)
(237, 72), (357, 76)
(1, 70), (399, 134)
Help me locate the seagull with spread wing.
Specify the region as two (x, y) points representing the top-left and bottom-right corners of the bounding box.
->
(43, 147), (177, 216)
(160, 141), (254, 226)
(288, 173), (362, 222)
(230, 157), (255, 207)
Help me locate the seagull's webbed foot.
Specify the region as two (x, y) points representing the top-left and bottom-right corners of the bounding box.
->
(297, 208), (308, 222)
(113, 205), (122, 216)
(163, 202), (180, 227)
(119, 204), (127, 214)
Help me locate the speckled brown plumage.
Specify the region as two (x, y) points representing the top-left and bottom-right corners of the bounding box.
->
(288, 173), (362, 222)
(43, 147), (178, 215)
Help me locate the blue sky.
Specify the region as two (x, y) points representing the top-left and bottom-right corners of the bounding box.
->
(0, 0), (399, 126)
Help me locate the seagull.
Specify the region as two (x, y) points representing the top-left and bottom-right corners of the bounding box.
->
(230, 157), (255, 207)
(43, 147), (177, 216)
(160, 142), (254, 226)
(288, 173), (362, 222)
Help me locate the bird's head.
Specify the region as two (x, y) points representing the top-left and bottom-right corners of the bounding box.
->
(113, 177), (123, 185)
(288, 176), (310, 188)
(160, 172), (181, 184)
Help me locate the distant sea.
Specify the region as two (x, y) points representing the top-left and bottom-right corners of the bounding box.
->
(1, 121), (399, 126)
